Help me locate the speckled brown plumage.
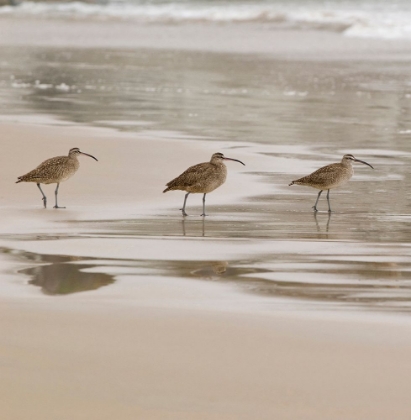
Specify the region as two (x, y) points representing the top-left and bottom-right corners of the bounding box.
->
(289, 162), (353, 190)
(16, 147), (98, 209)
(164, 158), (227, 194)
(164, 152), (245, 216)
(17, 154), (80, 185)
(289, 154), (373, 212)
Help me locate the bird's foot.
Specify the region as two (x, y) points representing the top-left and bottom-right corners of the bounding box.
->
(180, 210), (188, 217)
(53, 205), (66, 209)
(328, 209), (332, 213)
(42, 198), (47, 209)
(200, 213), (207, 217)
(312, 206), (318, 212)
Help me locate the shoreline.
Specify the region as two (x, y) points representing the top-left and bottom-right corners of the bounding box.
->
(1, 18), (411, 60)
(1, 119), (410, 313)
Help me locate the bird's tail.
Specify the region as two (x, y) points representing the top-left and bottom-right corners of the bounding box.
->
(163, 187), (170, 193)
(288, 181), (295, 186)
(16, 178), (22, 184)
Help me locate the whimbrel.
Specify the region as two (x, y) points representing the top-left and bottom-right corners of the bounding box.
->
(163, 152), (245, 216)
(16, 147), (98, 208)
(289, 154), (373, 212)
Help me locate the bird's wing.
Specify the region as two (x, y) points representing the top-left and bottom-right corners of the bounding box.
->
(35, 156), (68, 171)
(166, 162), (210, 189)
(302, 163), (343, 185)
(18, 156), (69, 181)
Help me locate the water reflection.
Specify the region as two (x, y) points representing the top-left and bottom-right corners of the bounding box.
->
(17, 251), (114, 295)
(181, 217), (205, 237)
(313, 212), (331, 235)
(191, 261), (228, 278)
(2, 245), (411, 310)
(145, 257), (411, 311)
(84, 210), (408, 243)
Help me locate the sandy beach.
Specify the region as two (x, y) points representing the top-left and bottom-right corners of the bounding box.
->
(1, 10), (411, 419)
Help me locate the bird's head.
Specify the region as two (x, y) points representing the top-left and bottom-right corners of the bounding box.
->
(69, 148), (98, 161)
(342, 154), (373, 169)
(210, 152), (245, 166)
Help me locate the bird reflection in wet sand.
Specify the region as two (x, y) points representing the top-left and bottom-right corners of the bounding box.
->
(191, 261), (229, 279)
(182, 217), (205, 237)
(314, 212), (331, 234)
(21, 261), (114, 295)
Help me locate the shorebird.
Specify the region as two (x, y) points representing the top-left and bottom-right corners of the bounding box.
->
(16, 147), (98, 208)
(163, 152), (245, 216)
(289, 154), (374, 212)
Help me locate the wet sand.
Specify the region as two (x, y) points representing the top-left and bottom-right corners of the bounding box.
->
(1, 16), (411, 419)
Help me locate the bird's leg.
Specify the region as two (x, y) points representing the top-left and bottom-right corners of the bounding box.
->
(326, 189), (332, 213)
(37, 183), (47, 209)
(180, 192), (190, 216)
(53, 183), (66, 209)
(312, 190), (323, 212)
(200, 193), (207, 217)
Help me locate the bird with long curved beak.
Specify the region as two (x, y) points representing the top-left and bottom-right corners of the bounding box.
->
(16, 147), (98, 209)
(289, 154), (374, 212)
(163, 152), (245, 216)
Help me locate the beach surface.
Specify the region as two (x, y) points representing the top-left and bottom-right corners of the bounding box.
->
(1, 13), (411, 419)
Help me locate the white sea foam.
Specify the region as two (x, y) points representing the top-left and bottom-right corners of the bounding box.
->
(1, 0), (411, 40)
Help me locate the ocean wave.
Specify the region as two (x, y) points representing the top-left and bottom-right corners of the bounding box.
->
(1, 1), (411, 40)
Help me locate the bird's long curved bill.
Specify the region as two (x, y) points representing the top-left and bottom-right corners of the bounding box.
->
(80, 152), (98, 161)
(354, 158), (373, 169)
(223, 157), (245, 166)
